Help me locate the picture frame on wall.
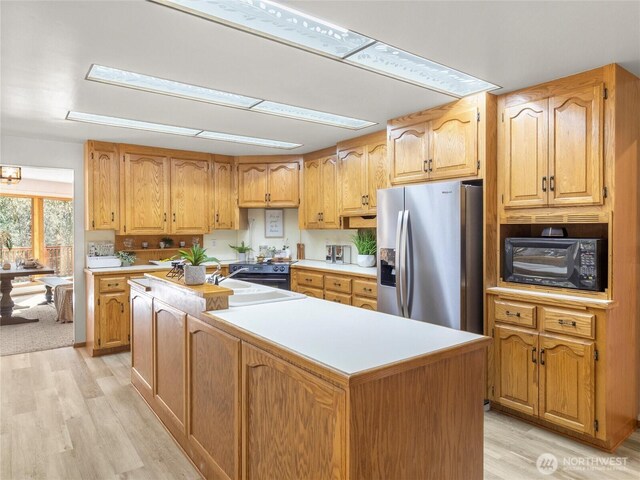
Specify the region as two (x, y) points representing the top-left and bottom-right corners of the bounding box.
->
(265, 209), (284, 238)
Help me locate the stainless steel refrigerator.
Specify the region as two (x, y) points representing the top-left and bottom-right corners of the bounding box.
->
(377, 180), (483, 333)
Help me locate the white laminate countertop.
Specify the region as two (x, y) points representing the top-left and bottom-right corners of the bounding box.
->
(292, 259), (377, 278)
(85, 259), (236, 275)
(207, 297), (486, 375)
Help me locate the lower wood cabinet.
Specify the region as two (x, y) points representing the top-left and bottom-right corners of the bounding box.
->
(291, 267), (377, 310)
(130, 288), (153, 401)
(242, 344), (346, 480)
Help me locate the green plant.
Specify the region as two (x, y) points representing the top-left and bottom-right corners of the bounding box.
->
(228, 241), (252, 254)
(116, 251), (136, 265)
(161, 236), (174, 247)
(180, 245), (219, 266)
(351, 230), (377, 255)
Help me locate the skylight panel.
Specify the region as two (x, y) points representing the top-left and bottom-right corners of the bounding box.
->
(197, 130), (302, 149)
(251, 101), (376, 129)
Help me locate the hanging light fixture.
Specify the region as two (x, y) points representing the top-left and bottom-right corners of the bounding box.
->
(0, 165), (22, 184)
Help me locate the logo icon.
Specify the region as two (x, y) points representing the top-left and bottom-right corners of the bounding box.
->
(536, 453), (559, 475)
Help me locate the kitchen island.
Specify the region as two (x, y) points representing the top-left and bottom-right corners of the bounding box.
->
(129, 273), (490, 480)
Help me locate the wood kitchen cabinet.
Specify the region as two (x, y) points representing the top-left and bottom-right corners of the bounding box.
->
(388, 102), (480, 185)
(500, 83), (604, 210)
(122, 151), (171, 235)
(170, 156), (210, 234)
(130, 286), (153, 402)
(85, 141), (120, 230)
(213, 158), (235, 230)
(238, 162), (300, 208)
(337, 131), (388, 216)
(242, 343), (346, 480)
(303, 151), (339, 229)
(98, 291), (129, 350)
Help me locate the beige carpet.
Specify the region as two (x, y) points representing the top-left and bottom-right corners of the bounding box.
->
(0, 304), (74, 356)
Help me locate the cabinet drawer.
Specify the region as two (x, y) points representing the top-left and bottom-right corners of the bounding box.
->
(494, 299), (536, 328)
(99, 276), (128, 293)
(325, 275), (351, 294)
(541, 307), (595, 339)
(324, 291), (351, 306)
(296, 271), (324, 289)
(299, 287), (324, 300)
(353, 296), (377, 311)
(353, 279), (377, 298)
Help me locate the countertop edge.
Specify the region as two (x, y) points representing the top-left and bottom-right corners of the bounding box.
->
(486, 286), (617, 309)
(144, 272), (233, 299)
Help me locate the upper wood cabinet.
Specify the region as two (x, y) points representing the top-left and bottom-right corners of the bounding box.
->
(122, 152), (171, 235)
(303, 153), (339, 229)
(337, 131), (388, 216)
(213, 158), (235, 230)
(388, 103), (480, 185)
(237, 162), (300, 208)
(170, 157), (210, 234)
(500, 83), (605, 210)
(85, 141), (120, 230)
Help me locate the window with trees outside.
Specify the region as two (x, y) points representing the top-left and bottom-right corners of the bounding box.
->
(0, 195), (73, 284)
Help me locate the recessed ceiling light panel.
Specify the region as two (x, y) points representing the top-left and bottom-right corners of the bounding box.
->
(251, 101), (376, 129)
(152, 0), (374, 58)
(87, 64), (261, 108)
(344, 42), (499, 97)
(66, 111), (202, 136)
(65, 111), (301, 149)
(196, 130), (301, 149)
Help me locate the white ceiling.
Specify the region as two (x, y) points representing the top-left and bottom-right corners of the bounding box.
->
(1, 1), (639, 156)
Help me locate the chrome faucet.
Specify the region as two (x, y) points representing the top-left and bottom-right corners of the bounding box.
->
(207, 267), (250, 286)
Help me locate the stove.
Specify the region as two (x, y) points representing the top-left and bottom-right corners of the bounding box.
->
(229, 261), (295, 290)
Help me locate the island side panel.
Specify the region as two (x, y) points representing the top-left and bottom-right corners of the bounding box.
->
(349, 348), (486, 480)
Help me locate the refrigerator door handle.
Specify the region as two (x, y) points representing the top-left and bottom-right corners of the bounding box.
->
(402, 210), (411, 317)
(395, 211), (405, 317)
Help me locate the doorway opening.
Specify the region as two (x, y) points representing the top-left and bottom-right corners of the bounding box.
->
(0, 166), (75, 356)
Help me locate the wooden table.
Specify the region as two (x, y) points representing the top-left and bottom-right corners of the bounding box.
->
(0, 266), (55, 325)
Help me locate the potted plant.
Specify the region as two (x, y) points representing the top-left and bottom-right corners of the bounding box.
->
(116, 251), (136, 267)
(180, 245), (219, 285)
(1, 231), (13, 270)
(229, 241), (252, 262)
(160, 236), (174, 249)
(351, 230), (377, 268)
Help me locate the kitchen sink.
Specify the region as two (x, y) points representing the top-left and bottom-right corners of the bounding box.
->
(228, 289), (305, 307)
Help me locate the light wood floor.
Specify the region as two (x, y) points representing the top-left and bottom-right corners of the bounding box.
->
(1, 347), (638, 479)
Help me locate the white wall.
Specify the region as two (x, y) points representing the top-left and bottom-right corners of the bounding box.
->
(5, 178), (73, 198)
(1, 135), (86, 343)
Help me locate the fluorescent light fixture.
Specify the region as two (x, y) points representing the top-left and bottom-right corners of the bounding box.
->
(65, 111), (302, 149)
(151, 0), (500, 97)
(66, 111), (202, 136)
(197, 130), (301, 149)
(346, 42), (499, 97)
(87, 64), (261, 108)
(87, 64), (376, 130)
(151, 0), (374, 58)
(251, 101), (376, 129)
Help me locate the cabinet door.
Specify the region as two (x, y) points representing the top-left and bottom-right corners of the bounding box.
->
(338, 146), (366, 215)
(548, 84), (604, 206)
(187, 316), (241, 480)
(320, 155), (340, 229)
(154, 300), (186, 433)
(389, 123), (429, 185)
(268, 163), (299, 207)
(494, 326), (538, 416)
(502, 100), (549, 209)
(123, 153), (170, 234)
(170, 158), (210, 234)
(303, 159), (321, 229)
(131, 289), (153, 398)
(87, 144), (119, 230)
(242, 344), (346, 480)
(366, 141), (388, 211)
(538, 334), (595, 435)
(238, 164), (268, 207)
(97, 292), (129, 350)
(429, 108), (478, 180)
(214, 161), (235, 230)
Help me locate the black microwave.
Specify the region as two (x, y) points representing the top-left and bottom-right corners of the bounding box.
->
(504, 237), (605, 292)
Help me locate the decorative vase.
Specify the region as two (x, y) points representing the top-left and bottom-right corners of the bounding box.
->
(357, 254), (376, 268)
(121, 261), (132, 267)
(159, 242), (165, 249)
(179, 241), (186, 247)
(184, 265), (206, 285)
(141, 242), (149, 249)
(238, 252), (247, 262)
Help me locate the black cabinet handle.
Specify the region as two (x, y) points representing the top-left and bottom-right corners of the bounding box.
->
(428, 159), (433, 172)
(540, 349), (545, 365)
(532, 347), (537, 364)
(558, 319), (577, 327)
(265, 193), (268, 202)
(173, 213), (176, 222)
(120, 303), (124, 313)
(549, 175), (555, 191)
(423, 160), (429, 172)
(163, 212), (167, 222)
(506, 311), (521, 317)
(542, 176), (547, 192)
(111, 212), (114, 221)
